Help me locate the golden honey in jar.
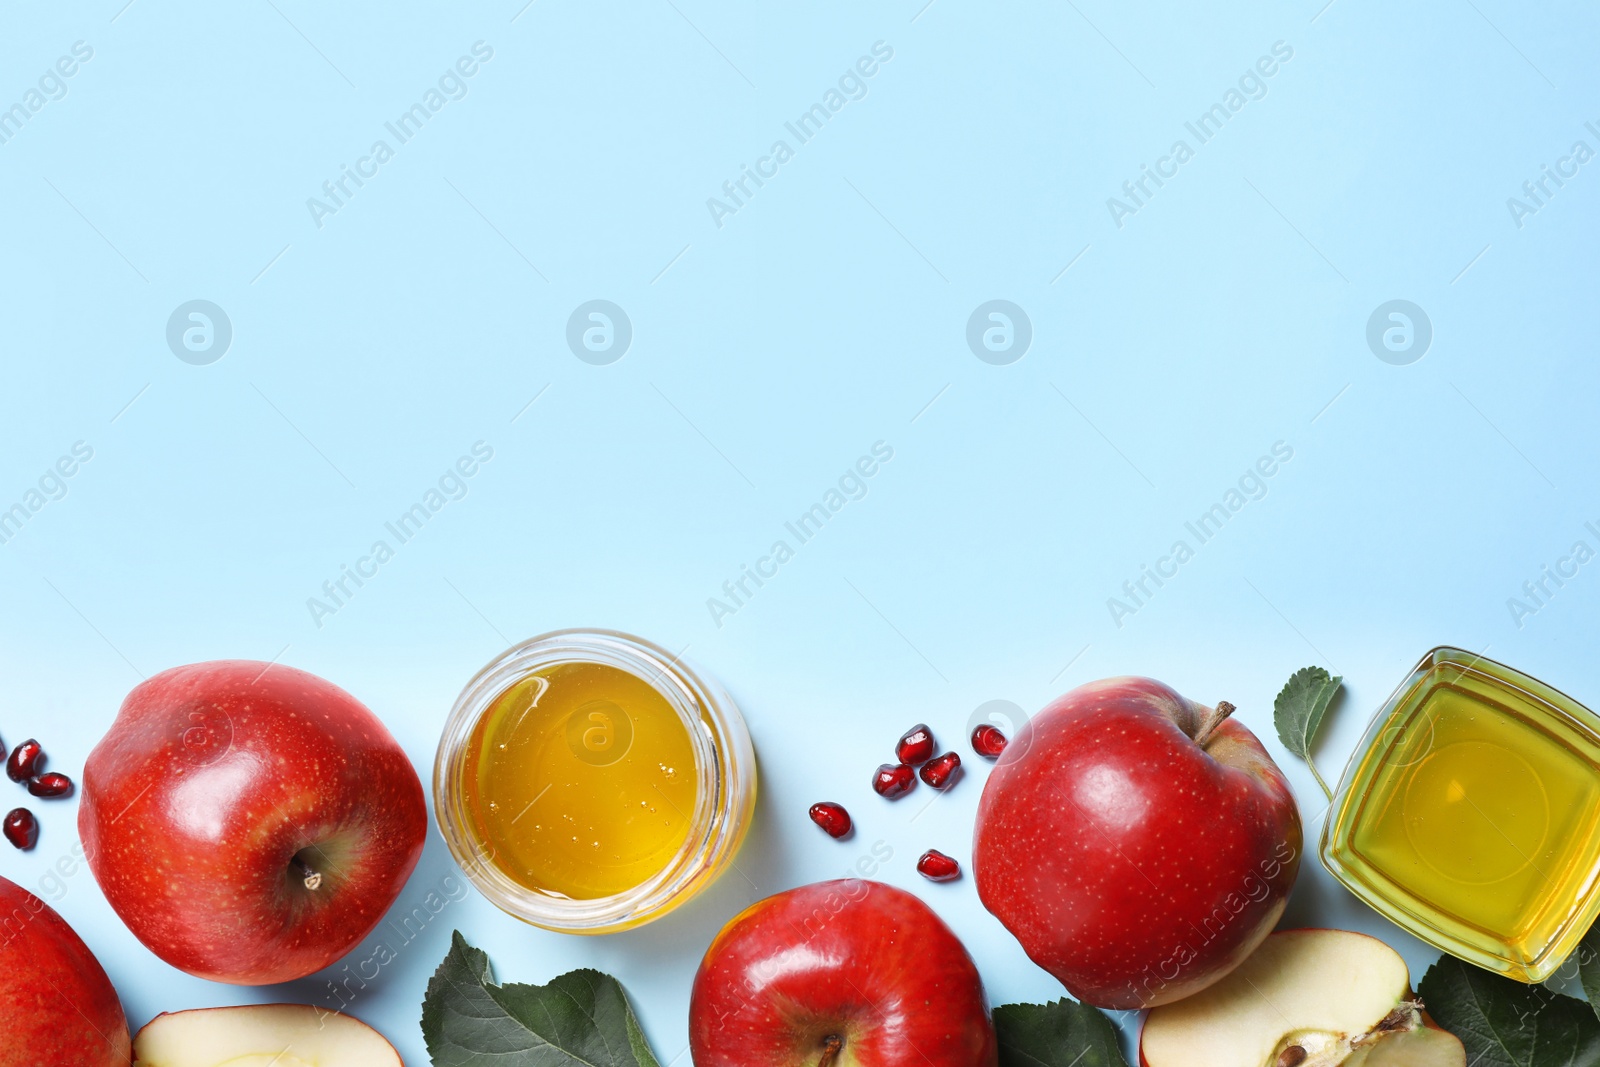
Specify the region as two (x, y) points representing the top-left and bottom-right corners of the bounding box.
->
(1322, 647), (1600, 981)
(435, 630), (755, 933)
(466, 661), (699, 899)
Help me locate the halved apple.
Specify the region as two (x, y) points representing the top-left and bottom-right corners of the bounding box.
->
(133, 1004), (403, 1066)
(1139, 929), (1465, 1067)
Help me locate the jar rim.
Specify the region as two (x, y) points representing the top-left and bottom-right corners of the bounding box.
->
(433, 628), (753, 933)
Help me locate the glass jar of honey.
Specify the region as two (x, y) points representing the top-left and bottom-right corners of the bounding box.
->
(434, 629), (757, 933)
(1321, 647), (1600, 981)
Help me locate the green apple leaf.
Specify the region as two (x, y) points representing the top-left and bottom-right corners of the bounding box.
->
(1418, 954), (1600, 1066)
(1273, 665), (1342, 800)
(994, 998), (1128, 1067)
(421, 930), (662, 1067)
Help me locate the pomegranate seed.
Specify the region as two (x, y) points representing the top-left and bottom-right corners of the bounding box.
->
(28, 773), (73, 799)
(971, 724), (1008, 759)
(872, 763), (916, 799)
(808, 802), (852, 839)
(3, 809), (37, 850)
(896, 724), (935, 765)
(919, 751), (961, 789)
(6, 739), (42, 782)
(917, 849), (961, 882)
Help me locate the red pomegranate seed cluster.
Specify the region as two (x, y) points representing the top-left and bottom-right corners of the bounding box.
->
(875, 723), (957, 801)
(806, 719), (1012, 883)
(1, 736), (73, 850)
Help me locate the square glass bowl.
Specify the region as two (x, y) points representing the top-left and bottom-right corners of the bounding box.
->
(1321, 647), (1600, 982)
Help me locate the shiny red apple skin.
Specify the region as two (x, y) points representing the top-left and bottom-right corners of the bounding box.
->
(690, 879), (997, 1067)
(974, 677), (1301, 1010)
(79, 660), (427, 985)
(0, 875), (131, 1067)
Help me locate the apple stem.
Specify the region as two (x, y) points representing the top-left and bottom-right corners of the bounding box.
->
(1192, 701), (1236, 747)
(817, 1034), (844, 1067)
(291, 853), (324, 891)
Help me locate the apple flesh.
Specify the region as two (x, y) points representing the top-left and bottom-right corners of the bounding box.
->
(1139, 929), (1466, 1067)
(974, 677), (1302, 1009)
(0, 875), (131, 1067)
(133, 1003), (402, 1066)
(689, 878), (997, 1067)
(80, 660), (428, 985)
(1341, 1029), (1465, 1067)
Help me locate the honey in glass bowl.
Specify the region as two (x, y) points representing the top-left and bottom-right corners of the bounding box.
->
(465, 660), (701, 899)
(435, 629), (756, 933)
(1321, 647), (1600, 981)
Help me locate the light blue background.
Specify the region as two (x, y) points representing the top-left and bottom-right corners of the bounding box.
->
(3, 0), (1598, 1061)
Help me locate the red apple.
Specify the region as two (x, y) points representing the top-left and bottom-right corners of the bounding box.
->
(690, 879), (997, 1067)
(974, 677), (1301, 1009)
(79, 660), (427, 985)
(0, 874), (131, 1066)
